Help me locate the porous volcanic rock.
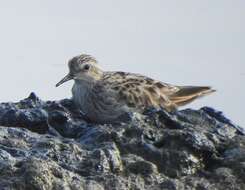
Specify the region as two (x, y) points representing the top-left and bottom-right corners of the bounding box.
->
(0, 93), (244, 190)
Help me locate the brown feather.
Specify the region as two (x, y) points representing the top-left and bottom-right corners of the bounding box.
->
(169, 86), (216, 106)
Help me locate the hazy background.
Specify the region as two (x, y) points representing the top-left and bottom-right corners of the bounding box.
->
(0, 0), (244, 126)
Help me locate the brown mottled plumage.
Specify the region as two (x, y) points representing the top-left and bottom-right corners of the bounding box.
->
(56, 54), (215, 123)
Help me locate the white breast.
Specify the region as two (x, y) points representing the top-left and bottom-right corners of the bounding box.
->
(71, 80), (131, 123)
(72, 81), (91, 114)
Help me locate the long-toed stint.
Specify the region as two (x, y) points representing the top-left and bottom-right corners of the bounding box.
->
(56, 54), (215, 124)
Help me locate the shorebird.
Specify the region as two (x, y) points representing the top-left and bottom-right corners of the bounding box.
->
(56, 54), (215, 123)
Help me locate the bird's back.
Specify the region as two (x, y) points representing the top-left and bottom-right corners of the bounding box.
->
(100, 71), (215, 112)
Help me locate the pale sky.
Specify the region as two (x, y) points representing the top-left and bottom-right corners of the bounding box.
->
(0, 0), (244, 127)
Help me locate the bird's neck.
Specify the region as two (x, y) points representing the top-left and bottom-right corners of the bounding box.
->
(73, 79), (95, 100)
(74, 78), (95, 88)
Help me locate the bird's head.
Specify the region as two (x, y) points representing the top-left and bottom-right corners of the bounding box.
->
(56, 54), (103, 87)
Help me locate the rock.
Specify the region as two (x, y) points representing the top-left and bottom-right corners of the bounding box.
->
(0, 92), (244, 190)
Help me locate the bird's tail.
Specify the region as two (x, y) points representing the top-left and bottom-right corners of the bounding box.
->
(169, 86), (216, 107)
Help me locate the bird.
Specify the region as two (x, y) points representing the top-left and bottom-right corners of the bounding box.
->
(56, 54), (215, 124)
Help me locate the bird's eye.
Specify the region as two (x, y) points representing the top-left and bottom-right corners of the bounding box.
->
(84, 64), (90, 70)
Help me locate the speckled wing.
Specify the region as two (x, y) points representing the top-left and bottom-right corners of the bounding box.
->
(101, 71), (179, 111)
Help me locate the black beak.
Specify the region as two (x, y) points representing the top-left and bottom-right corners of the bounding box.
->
(56, 74), (73, 87)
